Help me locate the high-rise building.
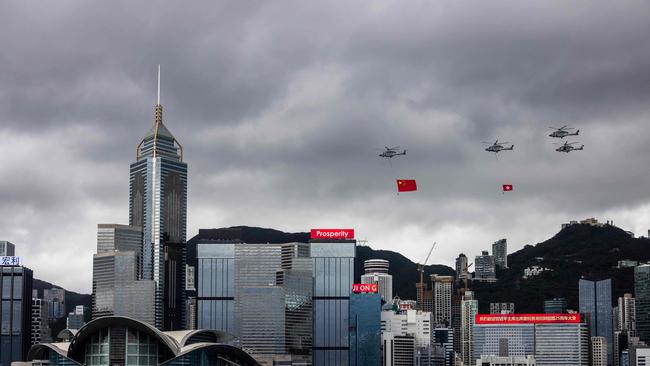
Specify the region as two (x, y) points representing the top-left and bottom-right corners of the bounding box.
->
(1, 260), (33, 365)
(580, 278), (614, 366)
(381, 309), (432, 366)
(490, 302), (515, 314)
(532, 318), (590, 366)
(349, 292), (381, 366)
(43, 288), (66, 320)
(455, 254), (469, 285)
(475, 251), (496, 282)
(473, 322), (535, 361)
(416, 283), (433, 313)
(635, 264), (650, 344)
(592, 336), (608, 366)
(544, 298), (567, 314)
(431, 275), (453, 326)
(129, 73), (187, 330)
(311, 238), (355, 365)
(66, 305), (86, 330)
(382, 333), (416, 366)
(360, 259), (393, 304)
(433, 327), (454, 366)
(195, 241), (236, 334)
(461, 291), (478, 365)
(0, 241), (15, 256)
(492, 239), (508, 269)
(615, 293), (636, 334)
(451, 293), (462, 356)
(30, 297), (51, 346)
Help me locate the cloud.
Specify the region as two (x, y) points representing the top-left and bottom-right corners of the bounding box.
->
(0, 0), (649, 292)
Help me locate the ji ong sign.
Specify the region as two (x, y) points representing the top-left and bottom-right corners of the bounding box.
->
(310, 229), (355, 240)
(352, 283), (378, 293)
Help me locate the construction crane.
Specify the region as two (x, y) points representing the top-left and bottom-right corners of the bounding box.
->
(417, 242), (437, 287)
(462, 262), (474, 294)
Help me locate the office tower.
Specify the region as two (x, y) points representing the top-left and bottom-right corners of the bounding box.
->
(31, 297), (51, 346)
(492, 239), (508, 269)
(490, 302), (515, 314)
(382, 333), (416, 366)
(534, 319), (590, 365)
(381, 309), (432, 366)
(1, 262), (33, 365)
(129, 73), (187, 330)
(544, 298), (568, 314)
(592, 336), (608, 366)
(416, 282), (433, 313)
(66, 305), (86, 330)
(473, 321), (534, 361)
(0, 241), (15, 256)
(433, 327), (454, 366)
(431, 275), (453, 326)
(195, 241), (236, 333)
(349, 292), (381, 366)
(635, 264), (650, 343)
(475, 355), (537, 365)
(451, 293), (462, 355)
(615, 293), (636, 333)
(461, 291), (478, 365)
(629, 347), (650, 365)
(311, 238), (355, 365)
(360, 259), (393, 304)
(475, 251), (496, 282)
(580, 278), (614, 365)
(96, 224), (142, 254)
(43, 288), (66, 320)
(455, 254), (469, 285)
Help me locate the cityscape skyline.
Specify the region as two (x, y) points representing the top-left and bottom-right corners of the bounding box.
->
(1, 1), (650, 295)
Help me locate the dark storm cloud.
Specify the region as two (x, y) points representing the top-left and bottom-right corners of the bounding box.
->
(0, 0), (649, 292)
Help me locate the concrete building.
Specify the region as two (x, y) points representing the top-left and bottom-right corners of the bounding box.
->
(381, 309), (432, 366)
(30, 298), (51, 346)
(66, 305), (86, 330)
(592, 336), (607, 366)
(433, 327), (454, 366)
(43, 288), (66, 320)
(534, 321), (589, 366)
(129, 82), (187, 330)
(490, 303), (515, 314)
(474, 251), (496, 282)
(432, 275), (453, 326)
(461, 291), (478, 365)
(580, 278), (614, 366)
(475, 355), (536, 366)
(455, 254), (469, 285)
(544, 298), (567, 314)
(361, 259), (393, 304)
(492, 239), (508, 269)
(311, 238), (355, 365)
(635, 264), (650, 344)
(615, 293), (636, 334)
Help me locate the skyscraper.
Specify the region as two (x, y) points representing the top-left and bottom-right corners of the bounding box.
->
(475, 251), (496, 282)
(129, 68), (187, 330)
(592, 336), (608, 366)
(431, 275), (453, 326)
(614, 293), (636, 334)
(635, 264), (650, 343)
(43, 288), (66, 320)
(30, 297), (51, 346)
(360, 259), (393, 304)
(461, 291), (478, 365)
(349, 292), (381, 366)
(0, 257), (33, 365)
(455, 253), (469, 285)
(492, 239), (508, 269)
(311, 237), (355, 365)
(579, 278), (613, 366)
(544, 298), (568, 314)
(0, 241), (15, 256)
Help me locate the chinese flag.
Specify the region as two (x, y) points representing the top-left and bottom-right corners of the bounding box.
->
(502, 184), (513, 192)
(397, 179), (417, 192)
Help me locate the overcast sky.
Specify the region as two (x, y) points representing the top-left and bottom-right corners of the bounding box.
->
(1, 1), (649, 293)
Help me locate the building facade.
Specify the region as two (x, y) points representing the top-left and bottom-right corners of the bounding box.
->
(349, 292), (381, 366)
(472, 323), (535, 361)
(614, 293), (636, 334)
(592, 336), (607, 366)
(490, 303), (515, 315)
(1, 264), (33, 365)
(461, 292), (478, 365)
(635, 264), (650, 344)
(474, 251), (496, 282)
(129, 96), (187, 330)
(43, 288), (66, 320)
(455, 254), (469, 285)
(0, 241), (15, 256)
(311, 239), (355, 366)
(543, 298), (567, 314)
(360, 259), (393, 304)
(492, 239), (508, 269)
(30, 297), (51, 346)
(534, 321), (589, 366)
(579, 278), (614, 366)
(432, 275), (453, 327)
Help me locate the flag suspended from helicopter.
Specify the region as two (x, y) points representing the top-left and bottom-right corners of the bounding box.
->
(502, 184), (513, 192)
(397, 179), (417, 192)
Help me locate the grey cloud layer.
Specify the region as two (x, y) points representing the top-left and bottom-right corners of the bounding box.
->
(0, 1), (649, 292)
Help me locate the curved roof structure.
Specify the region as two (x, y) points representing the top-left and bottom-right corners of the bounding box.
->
(56, 329), (78, 341)
(28, 316), (257, 365)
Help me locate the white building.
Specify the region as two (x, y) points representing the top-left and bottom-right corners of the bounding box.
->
(591, 336), (607, 366)
(432, 275), (453, 326)
(461, 291), (478, 365)
(381, 309), (432, 366)
(361, 259), (393, 304)
(475, 355), (536, 366)
(614, 293), (636, 333)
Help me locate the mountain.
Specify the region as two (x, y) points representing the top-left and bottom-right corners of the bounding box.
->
(32, 278), (92, 314)
(471, 223), (650, 313)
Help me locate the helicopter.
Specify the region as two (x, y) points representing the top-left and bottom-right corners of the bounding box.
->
(555, 141), (584, 153)
(379, 146), (407, 158)
(483, 140), (514, 153)
(549, 126), (579, 138)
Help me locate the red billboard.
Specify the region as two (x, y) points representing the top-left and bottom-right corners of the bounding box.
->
(352, 283), (378, 293)
(310, 229), (355, 240)
(476, 313), (581, 324)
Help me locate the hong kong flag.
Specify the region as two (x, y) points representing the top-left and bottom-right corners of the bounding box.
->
(397, 179), (417, 192)
(502, 184), (513, 192)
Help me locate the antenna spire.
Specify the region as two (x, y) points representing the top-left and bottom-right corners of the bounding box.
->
(157, 64), (161, 105)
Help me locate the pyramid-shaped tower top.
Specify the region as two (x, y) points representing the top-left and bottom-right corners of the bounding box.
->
(136, 65), (183, 161)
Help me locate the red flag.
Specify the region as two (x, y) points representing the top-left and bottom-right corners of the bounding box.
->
(502, 184), (513, 192)
(397, 179), (417, 192)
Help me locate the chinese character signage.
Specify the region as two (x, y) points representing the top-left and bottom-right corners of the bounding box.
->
(0, 256), (21, 266)
(476, 313), (581, 324)
(310, 229), (355, 240)
(352, 283), (378, 293)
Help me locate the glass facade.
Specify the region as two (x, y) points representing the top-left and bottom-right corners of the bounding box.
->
(130, 103), (187, 330)
(311, 240), (355, 366)
(534, 322), (589, 365)
(579, 279), (613, 365)
(0, 266), (32, 366)
(636, 265), (650, 344)
(349, 292), (381, 366)
(196, 243), (235, 334)
(472, 324), (534, 361)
